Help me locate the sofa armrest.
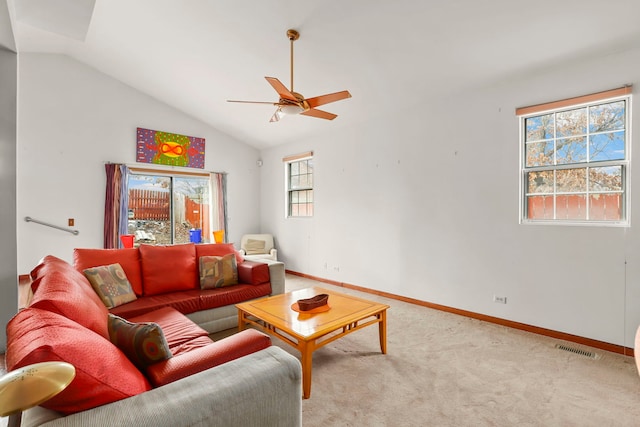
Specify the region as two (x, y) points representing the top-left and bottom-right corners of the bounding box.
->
(237, 259), (284, 295)
(262, 260), (285, 295)
(22, 346), (302, 427)
(237, 260), (270, 285)
(146, 329), (271, 386)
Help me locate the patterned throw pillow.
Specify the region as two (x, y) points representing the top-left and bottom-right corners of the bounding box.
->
(107, 314), (172, 370)
(245, 239), (266, 255)
(199, 254), (238, 289)
(83, 263), (137, 308)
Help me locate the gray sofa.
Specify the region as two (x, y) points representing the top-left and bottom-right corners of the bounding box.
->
(21, 346), (302, 427)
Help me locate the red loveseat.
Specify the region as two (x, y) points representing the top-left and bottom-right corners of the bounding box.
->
(5, 245), (301, 426)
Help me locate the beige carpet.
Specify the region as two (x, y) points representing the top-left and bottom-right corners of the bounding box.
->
(221, 274), (640, 427)
(3, 275), (638, 427)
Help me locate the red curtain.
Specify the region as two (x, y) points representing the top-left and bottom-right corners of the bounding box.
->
(104, 164), (128, 248)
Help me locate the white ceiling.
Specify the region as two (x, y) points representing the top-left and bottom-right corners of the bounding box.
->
(8, 0), (640, 149)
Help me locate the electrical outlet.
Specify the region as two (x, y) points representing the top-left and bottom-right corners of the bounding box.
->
(493, 295), (507, 304)
(68, 218), (74, 226)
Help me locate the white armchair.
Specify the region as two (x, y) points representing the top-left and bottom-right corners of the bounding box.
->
(239, 234), (278, 261)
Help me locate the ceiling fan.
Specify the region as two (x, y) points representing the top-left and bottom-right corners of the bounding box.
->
(227, 29), (352, 122)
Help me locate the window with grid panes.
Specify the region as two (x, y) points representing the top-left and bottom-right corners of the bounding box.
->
(286, 155), (313, 217)
(518, 87), (631, 225)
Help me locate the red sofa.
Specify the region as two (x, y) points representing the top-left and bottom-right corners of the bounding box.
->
(5, 244), (301, 426)
(72, 242), (281, 331)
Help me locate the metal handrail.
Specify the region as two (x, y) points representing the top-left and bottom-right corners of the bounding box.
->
(25, 216), (79, 235)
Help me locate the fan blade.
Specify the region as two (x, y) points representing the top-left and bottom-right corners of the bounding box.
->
(227, 100), (279, 105)
(300, 108), (338, 120)
(265, 77), (297, 101)
(305, 90), (351, 108)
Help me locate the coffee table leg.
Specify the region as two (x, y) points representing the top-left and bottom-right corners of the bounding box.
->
(379, 310), (387, 354)
(300, 341), (313, 399)
(237, 309), (246, 331)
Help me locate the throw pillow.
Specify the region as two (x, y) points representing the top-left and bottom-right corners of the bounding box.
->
(107, 314), (172, 370)
(199, 254), (238, 289)
(195, 243), (244, 265)
(74, 248), (144, 296)
(245, 239), (266, 255)
(83, 263), (137, 308)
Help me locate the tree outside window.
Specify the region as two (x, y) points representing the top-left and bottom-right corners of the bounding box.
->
(521, 94), (629, 224)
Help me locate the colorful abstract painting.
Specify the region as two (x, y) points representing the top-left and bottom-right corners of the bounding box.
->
(136, 128), (205, 169)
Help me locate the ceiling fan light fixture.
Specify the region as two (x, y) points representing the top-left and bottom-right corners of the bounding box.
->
(227, 28), (351, 122)
(279, 104), (304, 115)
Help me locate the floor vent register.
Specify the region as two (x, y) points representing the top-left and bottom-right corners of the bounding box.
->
(554, 343), (601, 360)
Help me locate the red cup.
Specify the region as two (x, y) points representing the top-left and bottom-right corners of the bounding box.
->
(120, 234), (135, 248)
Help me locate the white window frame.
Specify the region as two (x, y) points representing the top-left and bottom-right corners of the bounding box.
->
(517, 87), (632, 226)
(283, 151), (314, 218)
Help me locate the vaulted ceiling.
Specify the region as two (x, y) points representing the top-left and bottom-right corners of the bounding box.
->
(8, 0), (640, 149)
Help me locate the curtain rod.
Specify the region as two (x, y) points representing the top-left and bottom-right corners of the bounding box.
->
(105, 162), (227, 175)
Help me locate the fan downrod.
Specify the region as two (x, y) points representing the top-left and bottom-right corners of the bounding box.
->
(286, 29), (299, 92)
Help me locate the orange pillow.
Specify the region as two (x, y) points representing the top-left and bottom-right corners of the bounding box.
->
(139, 244), (198, 296)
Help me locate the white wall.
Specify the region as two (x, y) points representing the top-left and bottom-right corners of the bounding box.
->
(260, 46), (640, 348)
(0, 44), (17, 352)
(16, 53), (262, 273)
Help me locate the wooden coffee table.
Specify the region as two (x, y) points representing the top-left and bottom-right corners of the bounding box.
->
(236, 286), (389, 399)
